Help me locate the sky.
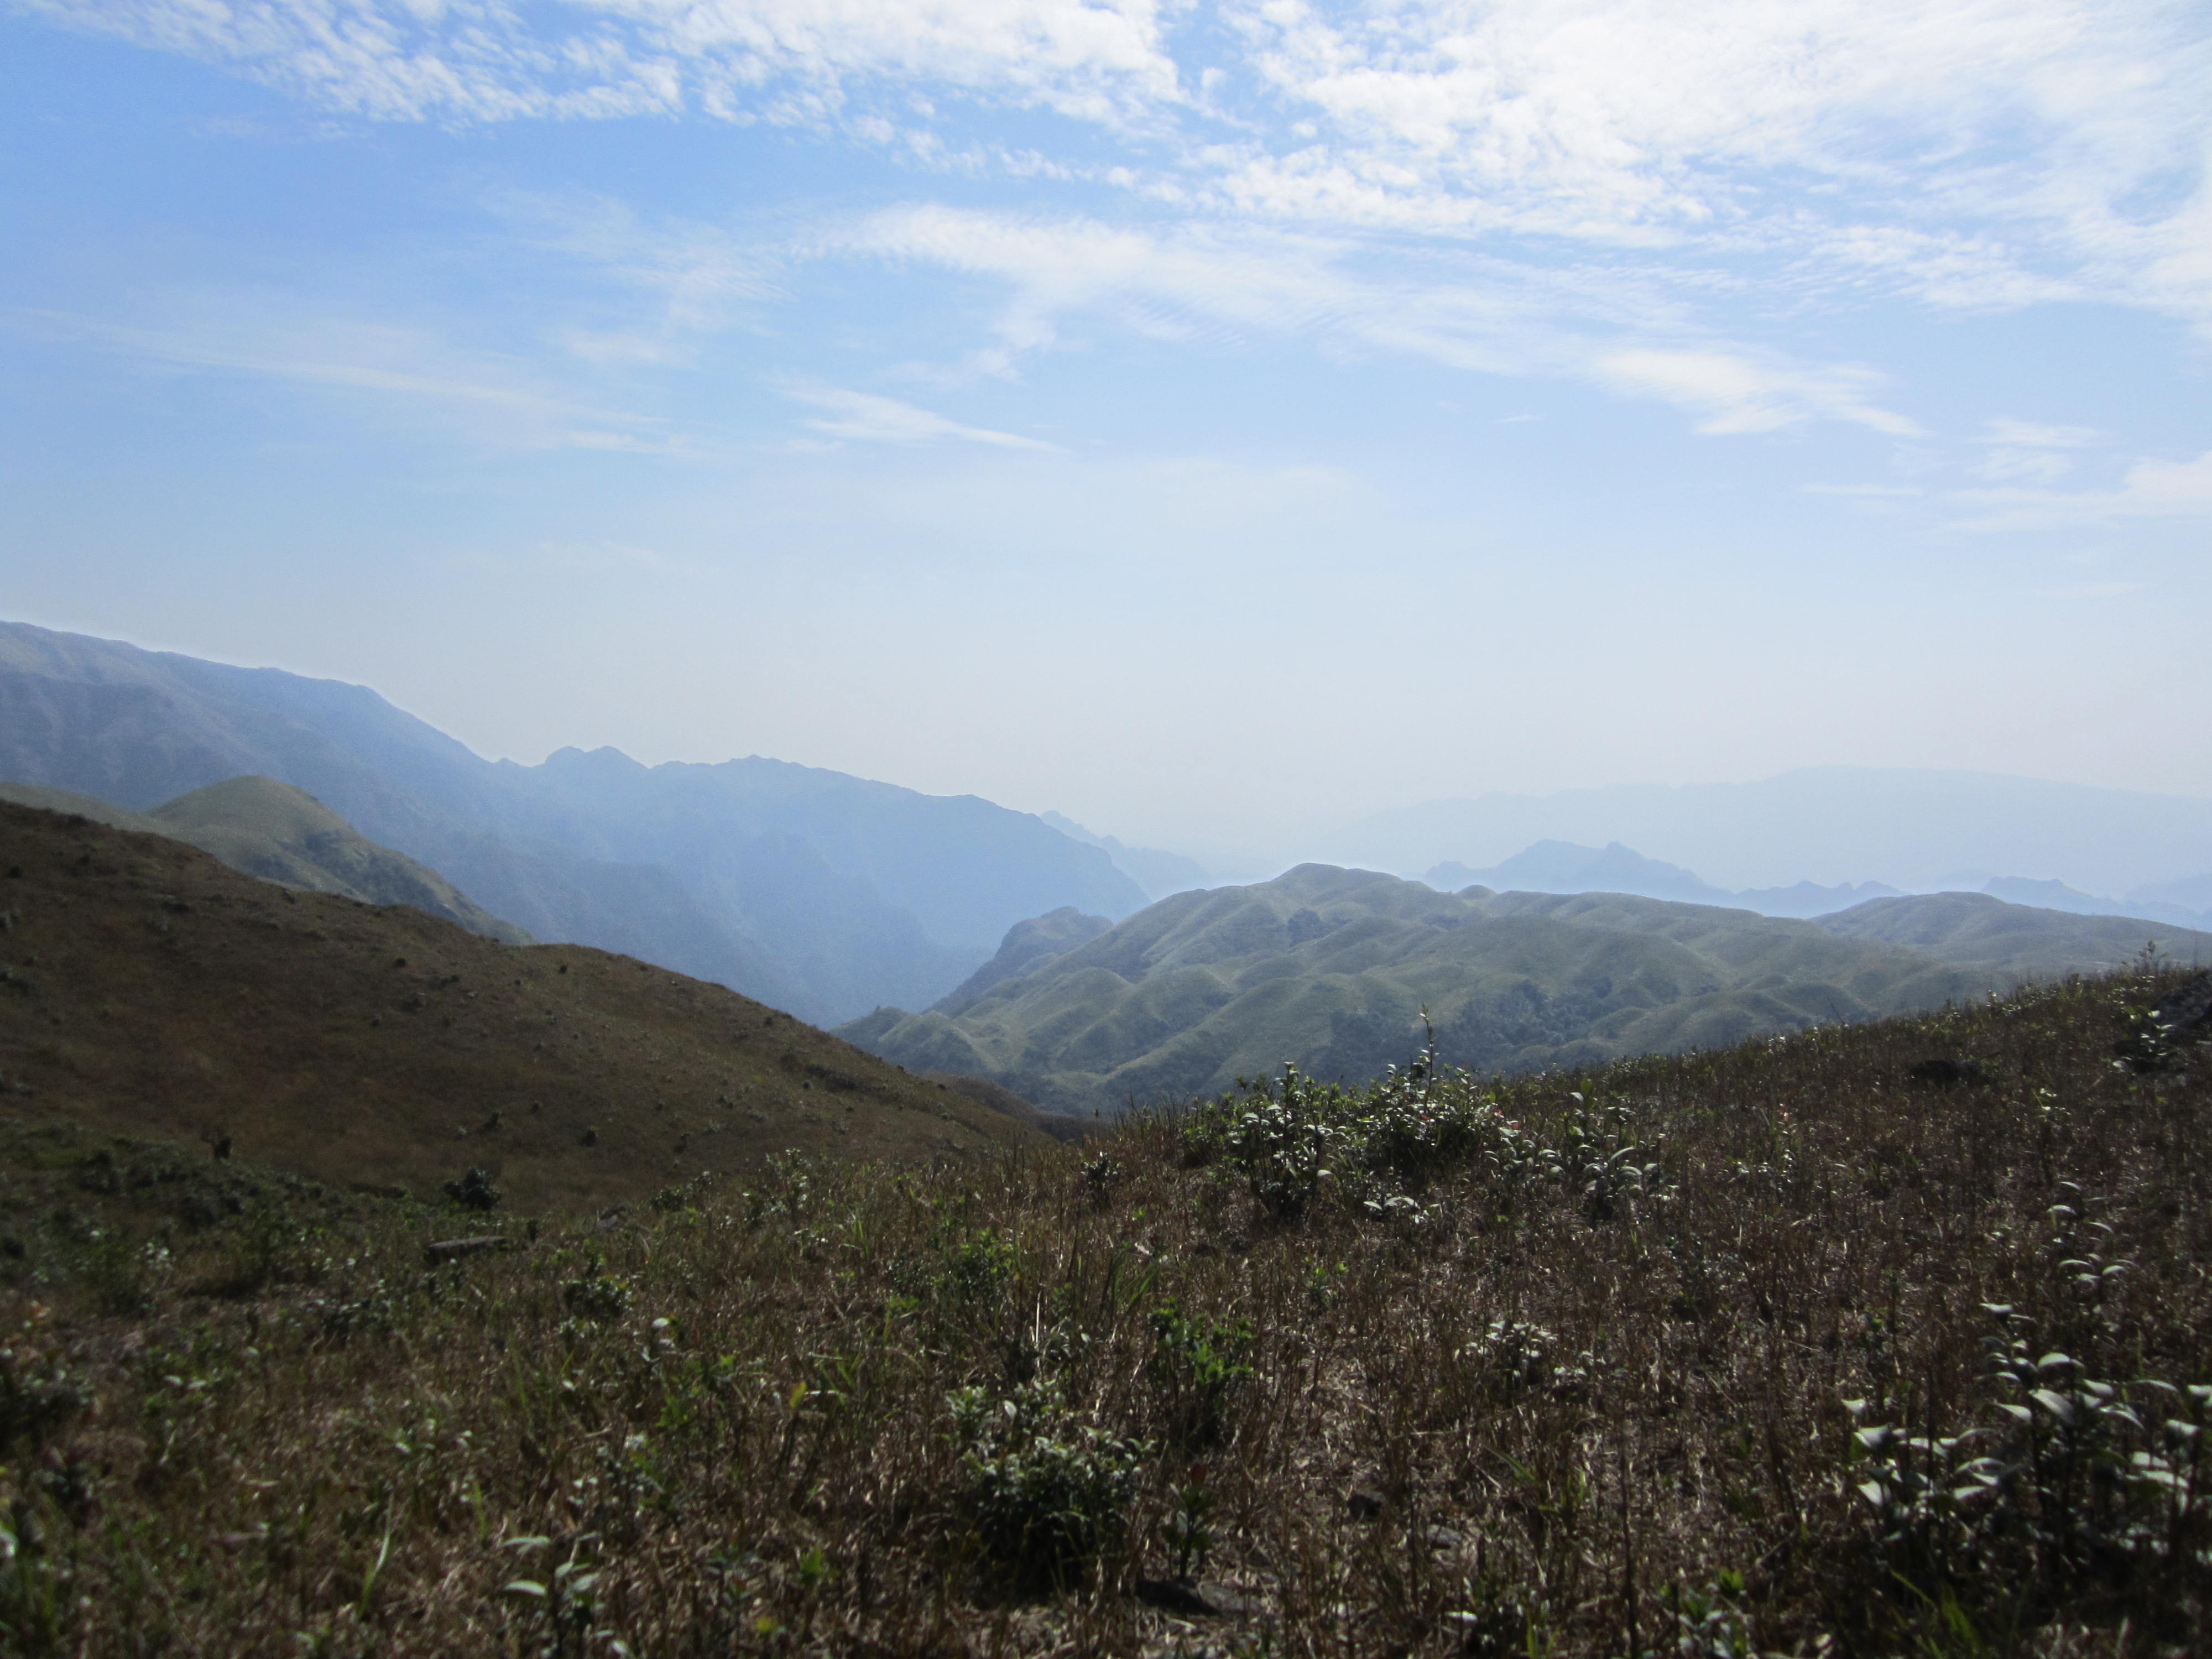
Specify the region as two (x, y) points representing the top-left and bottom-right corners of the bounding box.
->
(3, 0), (2209, 861)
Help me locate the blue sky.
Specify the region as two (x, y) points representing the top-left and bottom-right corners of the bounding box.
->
(3, 0), (2209, 862)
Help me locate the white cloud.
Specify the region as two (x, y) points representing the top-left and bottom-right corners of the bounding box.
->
(17, 0), (2211, 447)
(1213, 0), (2212, 325)
(784, 385), (1060, 448)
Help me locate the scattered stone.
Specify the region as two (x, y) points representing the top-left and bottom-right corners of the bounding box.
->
(423, 1235), (509, 1264)
(1135, 1578), (1255, 1617)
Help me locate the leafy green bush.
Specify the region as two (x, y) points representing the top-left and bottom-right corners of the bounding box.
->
(1147, 1300), (1253, 1448)
(1848, 1303), (2211, 1633)
(948, 1378), (1145, 1592)
(1183, 1057), (1509, 1220)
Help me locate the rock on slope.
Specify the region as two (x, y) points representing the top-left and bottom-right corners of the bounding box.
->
(0, 799), (1042, 1211)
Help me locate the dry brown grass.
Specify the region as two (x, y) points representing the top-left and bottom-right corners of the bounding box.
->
(0, 800), (1041, 1212)
(2, 884), (2207, 1653)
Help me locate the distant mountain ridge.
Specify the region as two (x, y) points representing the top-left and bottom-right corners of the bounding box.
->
(1347, 768), (2212, 894)
(1039, 812), (1209, 900)
(0, 620), (1147, 1022)
(838, 865), (2212, 1117)
(1425, 838), (2210, 928)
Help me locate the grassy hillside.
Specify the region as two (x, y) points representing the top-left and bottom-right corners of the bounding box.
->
(3, 960), (2205, 1654)
(0, 800), (1042, 1212)
(1, 775), (529, 943)
(839, 865), (2212, 1117)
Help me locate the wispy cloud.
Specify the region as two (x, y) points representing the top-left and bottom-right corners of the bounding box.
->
(24, 0), (2210, 338)
(17, 0), (2211, 459)
(784, 385), (1060, 450)
(1593, 348), (1919, 436)
(4, 299), (673, 451)
(20, 0), (1182, 124)
(834, 202), (1918, 436)
(1955, 448), (2212, 528)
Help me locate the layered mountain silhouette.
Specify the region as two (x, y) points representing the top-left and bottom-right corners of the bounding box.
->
(1425, 840), (1907, 919)
(1039, 812), (1208, 900)
(0, 775), (530, 943)
(838, 864), (2212, 1117)
(0, 620), (1147, 1022)
(1349, 769), (2212, 896)
(1425, 838), (2211, 928)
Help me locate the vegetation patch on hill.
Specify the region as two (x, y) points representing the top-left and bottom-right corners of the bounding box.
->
(2, 962), (2205, 1654)
(0, 800), (1040, 1212)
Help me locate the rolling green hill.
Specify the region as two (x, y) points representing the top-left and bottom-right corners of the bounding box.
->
(0, 799), (1042, 1211)
(837, 864), (2212, 1115)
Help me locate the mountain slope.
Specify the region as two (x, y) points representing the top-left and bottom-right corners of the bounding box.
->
(0, 799), (1042, 1210)
(837, 865), (2212, 1115)
(0, 620), (1146, 1020)
(1814, 890), (2211, 975)
(0, 775), (530, 944)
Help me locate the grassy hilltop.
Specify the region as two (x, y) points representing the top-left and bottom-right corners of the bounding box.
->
(0, 799), (1042, 1212)
(2, 948), (2206, 1654)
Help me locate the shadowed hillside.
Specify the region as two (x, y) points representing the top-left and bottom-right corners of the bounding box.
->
(0, 775), (529, 943)
(839, 864), (2212, 1115)
(0, 800), (1042, 1211)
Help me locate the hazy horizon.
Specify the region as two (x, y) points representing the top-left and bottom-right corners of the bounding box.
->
(12, 614), (2212, 900)
(6, 0), (2209, 855)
